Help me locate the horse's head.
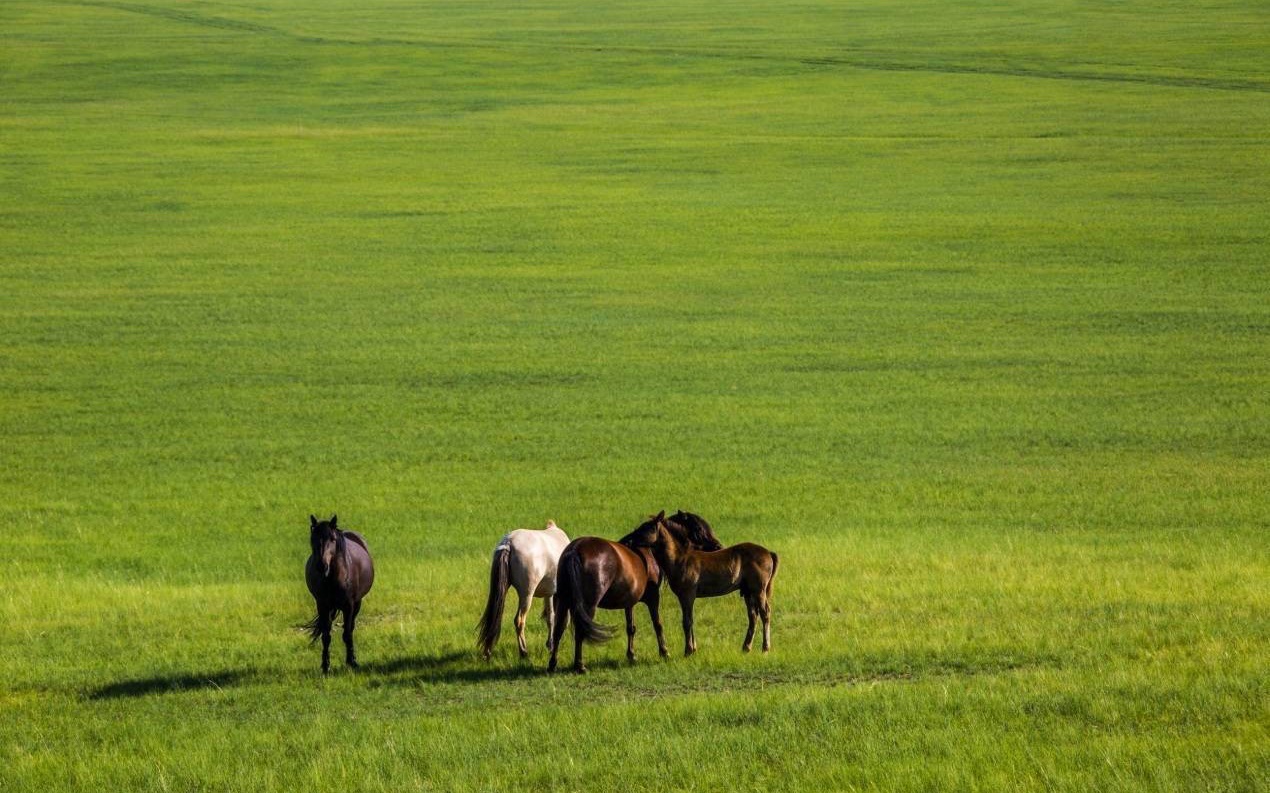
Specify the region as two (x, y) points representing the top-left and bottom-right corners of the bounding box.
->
(309, 514), (342, 578)
(620, 510), (668, 548)
(669, 510), (723, 551)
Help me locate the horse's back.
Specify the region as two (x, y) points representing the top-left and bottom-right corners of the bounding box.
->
(505, 526), (570, 559)
(726, 541), (772, 555)
(560, 537), (650, 608)
(343, 531), (370, 555)
(729, 542), (777, 577)
(500, 527), (570, 593)
(343, 532), (374, 595)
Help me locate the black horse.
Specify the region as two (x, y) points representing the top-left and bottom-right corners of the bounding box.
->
(303, 515), (374, 673)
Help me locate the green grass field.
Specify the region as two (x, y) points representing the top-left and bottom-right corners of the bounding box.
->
(2, 0), (1268, 789)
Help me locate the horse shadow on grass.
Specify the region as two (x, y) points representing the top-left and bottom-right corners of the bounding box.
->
(86, 648), (563, 699)
(359, 649), (552, 685)
(88, 669), (260, 700)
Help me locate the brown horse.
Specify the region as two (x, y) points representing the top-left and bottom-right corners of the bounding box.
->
(624, 512), (778, 655)
(303, 515), (374, 673)
(547, 510), (728, 674)
(547, 528), (669, 674)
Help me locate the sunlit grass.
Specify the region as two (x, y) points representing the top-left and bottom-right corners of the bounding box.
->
(1, 0), (1267, 790)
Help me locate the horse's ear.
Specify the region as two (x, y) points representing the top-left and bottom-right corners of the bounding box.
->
(330, 514), (338, 529)
(655, 510), (665, 522)
(310, 515), (318, 529)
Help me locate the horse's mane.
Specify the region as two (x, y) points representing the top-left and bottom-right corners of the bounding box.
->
(617, 525), (647, 547)
(341, 530), (369, 553)
(669, 511), (723, 551)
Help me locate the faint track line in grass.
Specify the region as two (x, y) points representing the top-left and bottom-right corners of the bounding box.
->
(64, 1), (1268, 95)
(788, 54), (1270, 95)
(67, 2), (1270, 96)
(70, 0), (285, 35)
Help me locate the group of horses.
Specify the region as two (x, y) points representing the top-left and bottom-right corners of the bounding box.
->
(304, 511), (778, 674)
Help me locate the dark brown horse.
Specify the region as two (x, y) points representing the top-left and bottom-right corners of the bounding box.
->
(625, 512), (778, 655)
(303, 514), (374, 673)
(665, 510), (724, 552)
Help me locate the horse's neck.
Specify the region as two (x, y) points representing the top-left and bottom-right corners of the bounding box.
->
(650, 539), (685, 579)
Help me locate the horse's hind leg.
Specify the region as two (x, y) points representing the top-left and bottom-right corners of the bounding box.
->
(742, 592), (758, 653)
(759, 586), (773, 653)
(572, 611), (589, 674)
(624, 607), (637, 662)
(541, 596), (555, 651)
(513, 587), (532, 659)
(343, 601), (361, 668)
(547, 598), (569, 673)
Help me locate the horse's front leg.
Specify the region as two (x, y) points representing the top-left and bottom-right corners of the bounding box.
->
(317, 608), (333, 674)
(342, 600), (361, 669)
(680, 592), (697, 657)
(624, 607), (637, 662)
(645, 589), (669, 658)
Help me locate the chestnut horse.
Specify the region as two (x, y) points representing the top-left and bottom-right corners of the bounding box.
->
(624, 512), (778, 654)
(303, 515), (374, 673)
(547, 510), (725, 673)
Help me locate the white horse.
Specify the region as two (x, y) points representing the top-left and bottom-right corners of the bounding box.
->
(477, 520), (571, 659)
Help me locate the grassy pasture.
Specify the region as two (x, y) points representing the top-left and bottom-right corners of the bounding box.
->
(1, 0), (1268, 790)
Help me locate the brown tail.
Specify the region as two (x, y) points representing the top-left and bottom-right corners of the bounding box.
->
(766, 551), (779, 598)
(476, 545), (511, 657)
(560, 550), (612, 643)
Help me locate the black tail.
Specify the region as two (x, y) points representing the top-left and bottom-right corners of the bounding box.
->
(298, 610), (335, 643)
(559, 550), (612, 644)
(476, 545), (511, 657)
(767, 552), (779, 597)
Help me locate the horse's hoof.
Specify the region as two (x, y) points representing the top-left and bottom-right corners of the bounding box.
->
(519, 650), (529, 660)
(548, 660), (558, 673)
(626, 654), (636, 663)
(574, 665), (588, 675)
(742, 645), (752, 653)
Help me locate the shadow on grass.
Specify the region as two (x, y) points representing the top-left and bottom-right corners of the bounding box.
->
(88, 669), (259, 700)
(360, 648), (555, 684)
(86, 648), (563, 699)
